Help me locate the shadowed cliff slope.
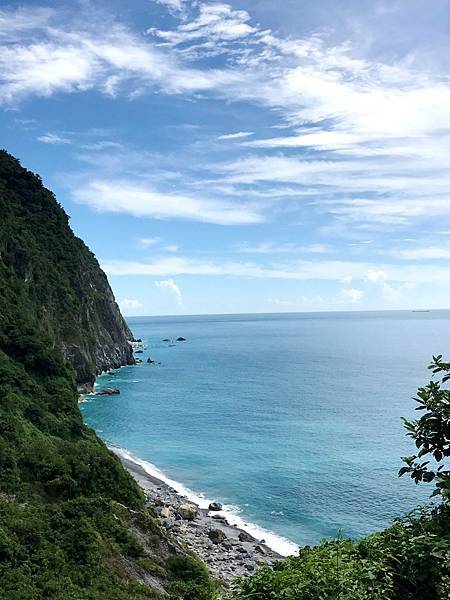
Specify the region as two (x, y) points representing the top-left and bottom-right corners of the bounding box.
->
(0, 150), (133, 386)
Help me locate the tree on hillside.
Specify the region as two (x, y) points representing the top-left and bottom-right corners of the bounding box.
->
(399, 355), (450, 501)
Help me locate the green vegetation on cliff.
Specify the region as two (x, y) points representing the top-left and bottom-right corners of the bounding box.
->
(0, 150), (133, 385)
(0, 150), (216, 599)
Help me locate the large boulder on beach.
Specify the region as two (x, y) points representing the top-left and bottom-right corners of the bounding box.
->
(208, 528), (227, 544)
(97, 387), (120, 396)
(160, 506), (171, 518)
(208, 502), (223, 511)
(239, 531), (254, 543)
(177, 503), (198, 520)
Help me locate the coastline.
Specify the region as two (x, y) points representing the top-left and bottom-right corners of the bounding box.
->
(111, 445), (298, 584)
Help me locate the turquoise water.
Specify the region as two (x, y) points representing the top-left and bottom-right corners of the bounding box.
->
(80, 310), (447, 552)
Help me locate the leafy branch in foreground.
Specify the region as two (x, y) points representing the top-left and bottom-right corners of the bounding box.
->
(399, 355), (450, 500)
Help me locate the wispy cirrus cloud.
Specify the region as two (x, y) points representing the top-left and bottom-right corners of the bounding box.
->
(218, 131), (254, 140)
(37, 132), (71, 144)
(238, 242), (331, 254)
(3, 1), (450, 247)
(101, 255), (450, 286)
(72, 179), (264, 225)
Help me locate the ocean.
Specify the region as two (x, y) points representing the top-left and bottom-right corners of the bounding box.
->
(80, 310), (447, 555)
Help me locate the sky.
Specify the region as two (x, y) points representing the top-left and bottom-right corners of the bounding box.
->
(2, 0), (450, 315)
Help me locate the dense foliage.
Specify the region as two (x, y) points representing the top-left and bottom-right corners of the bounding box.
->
(0, 151), (216, 599)
(399, 354), (450, 500)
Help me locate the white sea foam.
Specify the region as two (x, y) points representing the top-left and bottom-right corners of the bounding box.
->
(111, 445), (298, 557)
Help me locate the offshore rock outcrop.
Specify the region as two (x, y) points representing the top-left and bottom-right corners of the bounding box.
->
(0, 150), (134, 386)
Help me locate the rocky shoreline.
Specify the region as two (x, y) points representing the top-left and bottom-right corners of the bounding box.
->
(116, 453), (283, 585)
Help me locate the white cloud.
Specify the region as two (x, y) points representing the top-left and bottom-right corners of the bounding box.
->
(155, 278), (183, 307)
(101, 256), (450, 285)
(153, 0), (185, 13)
(2, 3), (450, 236)
(238, 242), (331, 254)
(72, 179), (264, 225)
(149, 3), (257, 47)
(164, 245), (179, 252)
(119, 298), (143, 309)
(341, 288), (364, 303)
(80, 140), (122, 151)
(365, 269), (403, 302)
(388, 246), (450, 260)
(218, 131), (254, 140)
(37, 133), (71, 144)
(365, 269), (388, 284)
(138, 237), (161, 247)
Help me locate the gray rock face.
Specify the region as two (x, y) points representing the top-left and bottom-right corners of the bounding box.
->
(208, 502), (223, 511)
(62, 259), (134, 385)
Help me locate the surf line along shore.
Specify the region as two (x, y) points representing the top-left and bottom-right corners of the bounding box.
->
(113, 449), (289, 585)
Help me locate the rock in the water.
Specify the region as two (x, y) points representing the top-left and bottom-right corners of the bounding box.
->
(135, 349), (143, 354)
(177, 503), (198, 520)
(208, 528), (227, 544)
(97, 387), (120, 396)
(147, 357), (156, 364)
(162, 338), (170, 342)
(238, 531), (254, 543)
(208, 502), (223, 511)
(176, 337), (186, 341)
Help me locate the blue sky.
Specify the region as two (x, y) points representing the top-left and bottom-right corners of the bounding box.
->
(2, 0), (450, 315)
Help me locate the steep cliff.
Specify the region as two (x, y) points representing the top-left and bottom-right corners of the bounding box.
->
(0, 150), (215, 599)
(0, 150), (134, 385)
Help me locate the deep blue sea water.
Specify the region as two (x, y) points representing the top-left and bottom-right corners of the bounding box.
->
(80, 310), (448, 554)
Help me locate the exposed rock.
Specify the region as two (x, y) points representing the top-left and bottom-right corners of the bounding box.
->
(208, 528), (227, 544)
(147, 357), (156, 364)
(176, 337), (187, 341)
(177, 503), (198, 520)
(212, 514), (228, 523)
(77, 382), (94, 394)
(239, 531), (254, 543)
(162, 338), (170, 342)
(255, 545), (267, 555)
(160, 506), (171, 518)
(208, 502), (223, 511)
(97, 387), (120, 396)
(162, 517), (175, 530)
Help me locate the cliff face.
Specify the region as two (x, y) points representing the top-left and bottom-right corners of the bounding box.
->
(0, 150), (134, 385)
(0, 150), (215, 599)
